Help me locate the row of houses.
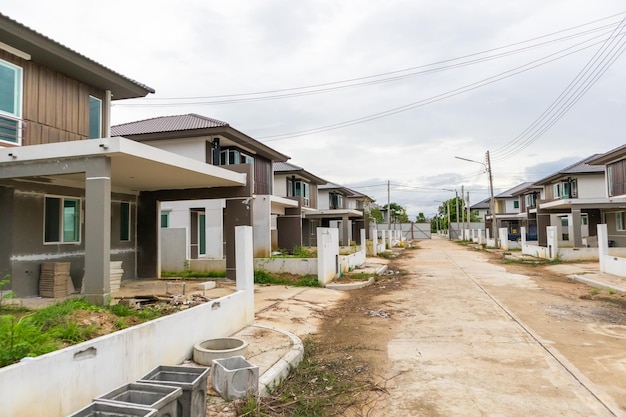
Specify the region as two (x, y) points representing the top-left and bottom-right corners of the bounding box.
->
(0, 13), (374, 303)
(472, 151), (626, 248)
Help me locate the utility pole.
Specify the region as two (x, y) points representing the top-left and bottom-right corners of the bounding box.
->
(447, 200), (451, 241)
(387, 180), (391, 233)
(455, 190), (459, 240)
(461, 185), (465, 239)
(466, 191), (471, 235)
(486, 150), (496, 241)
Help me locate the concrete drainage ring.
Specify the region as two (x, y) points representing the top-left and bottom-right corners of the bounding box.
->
(193, 337), (249, 366)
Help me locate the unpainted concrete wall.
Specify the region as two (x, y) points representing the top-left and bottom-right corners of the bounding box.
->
(160, 228), (187, 272)
(254, 257), (317, 275)
(317, 227), (339, 285)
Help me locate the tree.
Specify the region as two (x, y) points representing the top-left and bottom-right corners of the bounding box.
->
(383, 203), (410, 224)
(434, 197), (483, 230)
(415, 212), (428, 223)
(369, 207), (384, 223)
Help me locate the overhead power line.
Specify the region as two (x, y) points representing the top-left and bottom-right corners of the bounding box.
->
(114, 13), (625, 107)
(492, 16), (626, 162)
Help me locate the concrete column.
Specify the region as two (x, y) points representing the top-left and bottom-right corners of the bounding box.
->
(499, 227), (508, 250)
(547, 225), (558, 259)
(82, 157), (111, 305)
(572, 210), (583, 247)
(360, 229), (366, 254)
(521, 226), (527, 246)
(317, 227), (339, 285)
(382, 230), (387, 249)
(598, 224), (608, 273)
(224, 198), (253, 280)
(341, 215), (351, 246)
(235, 226), (255, 322)
(371, 227), (378, 255)
(277, 207), (302, 252)
(253, 196), (271, 257)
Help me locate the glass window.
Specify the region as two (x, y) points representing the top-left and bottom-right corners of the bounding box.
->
(617, 212), (625, 231)
(513, 200), (519, 209)
(0, 59), (23, 144)
(553, 183), (560, 199)
(160, 212), (169, 228)
(199, 213), (206, 255)
(120, 202), (130, 241)
(45, 196), (80, 243)
(89, 96), (102, 139)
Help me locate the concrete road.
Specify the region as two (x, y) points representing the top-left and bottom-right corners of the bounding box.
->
(375, 237), (623, 416)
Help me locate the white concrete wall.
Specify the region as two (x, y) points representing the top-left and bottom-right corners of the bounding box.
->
(161, 199), (225, 260)
(0, 226), (255, 417)
(143, 138), (206, 163)
(254, 257), (317, 275)
(317, 227), (339, 284)
(522, 226), (559, 259)
(578, 175), (606, 198)
(339, 251), (366, 274)
(160, 228), (186, 272)
(188, 259), (227, 272)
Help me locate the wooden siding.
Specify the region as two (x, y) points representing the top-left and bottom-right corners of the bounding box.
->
(608, 159), (626, 197)
(254, 157), (272, 195)
(0, 50), (106, 146)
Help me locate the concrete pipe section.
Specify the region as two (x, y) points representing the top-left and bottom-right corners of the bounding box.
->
(193, 337), (249, 366)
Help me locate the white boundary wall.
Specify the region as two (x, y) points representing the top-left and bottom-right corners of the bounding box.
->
(254, 257), (317, 276)
(0, 226), (255, 417)
(599, 224), (626, 276)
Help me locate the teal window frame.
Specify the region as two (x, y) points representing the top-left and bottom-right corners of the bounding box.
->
(160, 212), (169, 228)
(0, 58), (23, 145)
(89, 96), (102, 139)
(198, 213), (206, 256)
(44, 196), (81, 244)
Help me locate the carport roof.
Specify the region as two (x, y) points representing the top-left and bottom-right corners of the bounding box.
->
(0, 137), (247, 192)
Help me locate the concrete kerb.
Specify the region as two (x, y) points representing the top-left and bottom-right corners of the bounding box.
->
(252, 324), (304, 397)
(571, 275), (626, 293)
(324, 264), (388, 291)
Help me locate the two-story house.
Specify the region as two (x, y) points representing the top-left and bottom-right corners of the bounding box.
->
(485, 182), (532, 240)
(511, 183), (543, 240)
(0, 14), (250, 302)
(534, 155), (605, 247)
(111, 114), (294, 261)
(272, 161), (327, 250)
(311, 182), (371, 245)
(587, 145), (626, 246)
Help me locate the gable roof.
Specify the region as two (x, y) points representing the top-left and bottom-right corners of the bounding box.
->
(319, 181), (374, 201)
(495, 182), (535, 198)
(0, 13), (154, 100)
(471, 197), (491, 210)
(587, 144), (626, 166)
(273, 161), (326, 185)
(112, 114), (290, 163)
(534, 154), (604, 185)
(112, 114), (229, 136)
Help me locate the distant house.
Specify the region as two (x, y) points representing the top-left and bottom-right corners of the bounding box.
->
(0, 14), (249, 302)
(485, 182), (534, 240)
(111, 114), (294, 262)
(470, 197), (491, 221)
(533, 155), (605, 247)
(587, 145), (626, 246)
(272, 161), (327, 250)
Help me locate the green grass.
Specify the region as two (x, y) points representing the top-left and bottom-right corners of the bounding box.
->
(254, 270), (320, 287)
(341, 272), (374, 280)
(160, 270), (226, 278)
(0, 298), (167, 367)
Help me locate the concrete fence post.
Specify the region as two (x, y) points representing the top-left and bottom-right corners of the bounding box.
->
(546, 225), (558, 259)
(317, 227), (339, 285)
(235, 226), (255, 323)
(521, 226), (527, 247)
(598, 224), (608, 272)
(499, 227), (508, 250)
(360, 229), (366, 254)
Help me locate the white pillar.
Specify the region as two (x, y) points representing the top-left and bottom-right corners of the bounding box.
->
(598, 224), (608, 272)
(499, 227), (508, 250)
(547, 225), (559, 260)
(360, 229), (366, 254)
(235, 226), (254, 323)
(317, 227), (339, 285)
(521, 226), (527, 246)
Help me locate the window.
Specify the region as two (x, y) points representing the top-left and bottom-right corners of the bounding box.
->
(88, 96), (102, 139)
(219, 149), (254, 166)
(287, 179), (310, 206)
(0, 59), (23, 145)
(525, 193), (537, 208)
(160, 212), (169, 228)
(553, 179), (578, 199)
(561, 217), (569, 241)
(617, 212), (626, 231)
(198, 213), (206, 256)
(330, 192), (344, 209)
(120, 202), (130, 241)
(553, 183), (560, 199)
(44, 196), (81, 243)
(513, 200), (519, 209)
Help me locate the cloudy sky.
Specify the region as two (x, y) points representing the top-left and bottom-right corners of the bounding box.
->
(4, 1), (626, 218)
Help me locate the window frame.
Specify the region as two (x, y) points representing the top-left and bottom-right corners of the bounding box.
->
(160, 211), (170, 228)
(88, 96), (102, 139)
(44, 195), (82, 244)
(617, 212), (626, 231)
(0, 58), (23, 145)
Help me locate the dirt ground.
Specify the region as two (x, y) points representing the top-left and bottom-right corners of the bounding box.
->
(312, 245), (626, 416)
